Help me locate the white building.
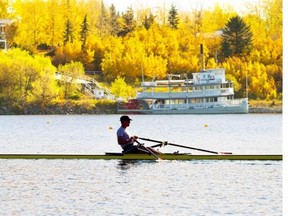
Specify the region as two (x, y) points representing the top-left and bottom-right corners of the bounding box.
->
(0, 19), (11, 50)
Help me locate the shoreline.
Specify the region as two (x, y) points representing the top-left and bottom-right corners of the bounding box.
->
(248, 107), (282, 113)
(0, 104), (282, 115)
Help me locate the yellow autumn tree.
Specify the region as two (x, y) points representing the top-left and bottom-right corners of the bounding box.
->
(101, 36), (125, 81)
(52, 41), (94, 67)
(110, 76), (136, 99)
(57, 61), (85, 99)
(0, 49), (58, 106)
(13, 0), (48, 52)
(29, 55), (59, 105)
(1, 0), (282, 102)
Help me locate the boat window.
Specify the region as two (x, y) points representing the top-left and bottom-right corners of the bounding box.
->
(206, 98), (213, 102)
(179, 99), (185, 104)
(191, 98), (202, 104)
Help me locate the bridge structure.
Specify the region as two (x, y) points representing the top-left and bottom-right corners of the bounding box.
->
(55, 72), (115, 100)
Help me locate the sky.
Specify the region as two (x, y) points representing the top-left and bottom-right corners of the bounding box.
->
(103, 0), (260, 14)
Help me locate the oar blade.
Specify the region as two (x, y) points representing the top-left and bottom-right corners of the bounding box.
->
(218, 152), (233, 155)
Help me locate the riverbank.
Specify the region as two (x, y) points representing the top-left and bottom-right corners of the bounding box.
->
(0, 100), (118, 115)
(248, 100), (282, 113)
(248, 107), (282, 113)
(0, 100), (282, 115)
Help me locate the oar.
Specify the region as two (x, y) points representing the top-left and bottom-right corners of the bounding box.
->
(134, 139), (162, 160)
(139, 137), (232, 155)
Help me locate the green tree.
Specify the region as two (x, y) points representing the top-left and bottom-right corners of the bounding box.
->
(97, 0), (109, 37)
(221, 15), (253, 58)
(143, 13), (155, 30)
(168, 4), (179, 29)
(109, 4), (120, 36)
(63, 19), (74, 44)
(80, 15), (89, 50)
(117, 7), (136, 36)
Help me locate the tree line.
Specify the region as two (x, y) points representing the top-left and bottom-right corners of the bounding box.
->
(0, 0), (282, 107)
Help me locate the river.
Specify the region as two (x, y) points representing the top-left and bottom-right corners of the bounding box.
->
(0, 114), (283, 215)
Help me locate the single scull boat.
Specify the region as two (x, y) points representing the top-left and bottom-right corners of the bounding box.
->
(0, 153), (282, 160)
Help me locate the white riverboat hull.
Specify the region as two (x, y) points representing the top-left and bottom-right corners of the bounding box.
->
(118, 103), (248, 114)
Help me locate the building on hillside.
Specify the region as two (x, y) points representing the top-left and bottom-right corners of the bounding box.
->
(0, 19), (11, 50)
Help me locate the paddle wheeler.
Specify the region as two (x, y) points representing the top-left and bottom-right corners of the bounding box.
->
(117, 45), (248, 115)
(0, 138), (282, 161)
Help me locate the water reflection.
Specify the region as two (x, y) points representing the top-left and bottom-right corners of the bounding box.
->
(117, 160), (137, 170)
(117, 160), (155, 170)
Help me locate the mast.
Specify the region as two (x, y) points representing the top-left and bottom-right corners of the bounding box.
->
(200, 44), (205, 71)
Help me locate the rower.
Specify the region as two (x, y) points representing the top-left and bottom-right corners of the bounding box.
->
(116, 115), (161, 154)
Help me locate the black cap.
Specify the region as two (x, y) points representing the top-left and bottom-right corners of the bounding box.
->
(120, 115), (132, 122)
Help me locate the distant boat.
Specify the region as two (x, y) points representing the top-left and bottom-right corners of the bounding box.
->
(117, 68), (248, 114)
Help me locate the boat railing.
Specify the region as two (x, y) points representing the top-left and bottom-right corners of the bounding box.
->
(228, 98), (248, 106)
(152, 104), (189, 110)
(151, 98), (247, 110)
(138, 88), (234, 99)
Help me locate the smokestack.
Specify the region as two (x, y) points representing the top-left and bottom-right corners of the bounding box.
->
(200, 44), (205, 71)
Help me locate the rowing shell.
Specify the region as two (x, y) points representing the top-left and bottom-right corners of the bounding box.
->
(0, 153), (282, 160)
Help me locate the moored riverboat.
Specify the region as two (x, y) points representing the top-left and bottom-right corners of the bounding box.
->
(118, 68), (248, 114)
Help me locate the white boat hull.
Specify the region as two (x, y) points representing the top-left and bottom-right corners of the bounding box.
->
(118, 104), (248, 114)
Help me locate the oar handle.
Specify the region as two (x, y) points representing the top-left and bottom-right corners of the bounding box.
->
(150, 143), (165, 148)
(139, 137), (162, 143)
(134, 139), (160, 160)
(139, 138), (168, 148)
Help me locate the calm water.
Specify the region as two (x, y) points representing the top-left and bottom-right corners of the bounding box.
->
(0, 114), (283, 215)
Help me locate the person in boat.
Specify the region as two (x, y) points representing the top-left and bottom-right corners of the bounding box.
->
(117, 115), (161, 154)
